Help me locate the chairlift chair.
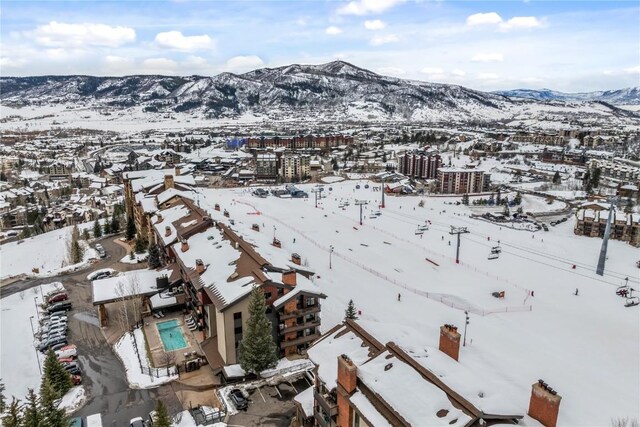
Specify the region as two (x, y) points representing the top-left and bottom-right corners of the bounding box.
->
(625, 296), (639, 307)
(488, 252), (499, 260)
(419, 225), (429, 231)
(415, 228), (424, 235)
(616, 285), (630, 297)
(491, 245), (502, 253)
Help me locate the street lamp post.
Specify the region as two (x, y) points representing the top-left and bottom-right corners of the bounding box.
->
(34, 296), (40, 321)
(329, 245), (334, 269)
(29, 316), (42, 375)
(463, 311), (470, 347)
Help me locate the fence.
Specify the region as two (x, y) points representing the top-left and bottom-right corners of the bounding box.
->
(236, 200), (534, 317)
(130, 325), (178, 378)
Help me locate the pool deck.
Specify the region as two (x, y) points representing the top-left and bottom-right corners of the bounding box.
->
(143, 312), (201, 367)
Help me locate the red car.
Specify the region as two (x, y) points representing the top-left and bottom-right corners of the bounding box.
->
(71, 375), (82, 385)
(48, 293), (68, 304)
(58, 357), (75, 364)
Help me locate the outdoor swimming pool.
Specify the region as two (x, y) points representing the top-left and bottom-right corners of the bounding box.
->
(156, 319), (188, 351)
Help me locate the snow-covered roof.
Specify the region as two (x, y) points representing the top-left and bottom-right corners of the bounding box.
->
(92, 269), (172, 305)
(293, 386), (314, 418)
(149, 291), (177, 309)
(272, 274), (325, 308)
(157, 188), (195, 205)
(152, 205), (190, 246)
(349, 391), (392, 427)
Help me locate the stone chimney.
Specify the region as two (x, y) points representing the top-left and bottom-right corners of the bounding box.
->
(181, 239), (189, 252)
(214, 204), (220, 211)
(282, 270), (297, 286)
(291, 253), (301, 265)
(528, 381), (561, 427)
(195, 259), (206, 274)
(156, 214), (163, 224)
(337, 354), (357, 427)
(164, 174), (175, 190)
(175, 166), (181, 176)
(439, 324), (461, 361)
(165, 226), (171, 237)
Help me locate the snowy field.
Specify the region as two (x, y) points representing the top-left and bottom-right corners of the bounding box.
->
(198, 180), (639, 425)
(0, 282), (64, 399)
(0, 223), (98, 280)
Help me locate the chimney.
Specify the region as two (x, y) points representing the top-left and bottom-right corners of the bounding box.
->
(181, 239), (189, 252)
(439, 324), (461, 361)
(336, 354), (357, 427)
(165, 226), (171, 237)
(175, 166), (181, 176)
(291, 253), (301, 265)
(272, 238), (281, 248)
(214, 204), (220, 211)
(252, 224), (260, 232)
(156, 214), (163, 224)
(195, 259), (206, 274)
(282, 270), (297, 286)
(164, 174), (175, 190)
(528, 381), (561, 427)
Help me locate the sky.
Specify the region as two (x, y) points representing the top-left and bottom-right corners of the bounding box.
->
(0, 0), (638, 92)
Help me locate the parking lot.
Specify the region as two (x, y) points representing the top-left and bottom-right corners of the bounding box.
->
(228, 378), (311, 427)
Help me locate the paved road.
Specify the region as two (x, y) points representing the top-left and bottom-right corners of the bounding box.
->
(2, 234), (180, 425)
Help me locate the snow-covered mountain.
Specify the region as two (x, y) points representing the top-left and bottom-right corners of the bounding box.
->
(494, 87), (640, 105)
(1, 61), (638, 124)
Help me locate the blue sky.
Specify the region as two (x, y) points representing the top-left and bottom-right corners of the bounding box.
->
(1, 0), (638, 91)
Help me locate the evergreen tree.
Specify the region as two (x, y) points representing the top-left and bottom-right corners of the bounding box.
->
(125, 216), (136, 241)
(552, 171), (561, 184)
(22, 389), (42, 427)
(93, 219), (102, 238)
(624, 197), (634, 214)
(68, 228), (84, 264)
(0, 171), (6, 181)
(134, 238), (145, 254)
(345, 299), (358, 320)
(71, 224), (80, 242)
(20, 226), (32, 239)
(461, 194), (469, 205)
(103, 220), (112, 235)
(514, 191), (522, 205)
(129, 251), (135, 260)
(238, 286), (278, 374)
(0, 381), (5, 413)
(39, 379), (68, 427)
(110, 212), (120, 233)
(82, 228), (90, 241)
(591, 167), (601, 189)
(2, 397), (22, 427)
(153, 400), (172, 427)
(502, 204), (510, 217)
(43, 349), (72, 397)
(148, 244), (162, 269)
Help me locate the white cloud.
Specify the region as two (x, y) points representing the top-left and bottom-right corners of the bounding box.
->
(370, 34), (399, 46)
(477, 73), (499, 80)
(420, 67), (444, 74)
(296, 17), (308, 27)
(223, 55), (264, 73)
(452, 69), (466, 77)
(338, 0), (404, 16)
(604, 65), (640, 76)
(0, 56), (27, 68)
(377, 66), (406, 76)
(141, 57), (178, 73)
(471, 52), (504, 62)
(154, 31), (214, 51)
(499, 16), (542, 31)
(104, 55), (134, 68)
(364, 19), (386, 30)
(183, 56), (208, 68)
(466, 12), (503, 26)
(28, 21), (135, 48)
(325, 26), (343, 35)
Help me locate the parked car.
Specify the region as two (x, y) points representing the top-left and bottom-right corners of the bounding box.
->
(69, 417), (83, 427)
(47, 292), (68, 304)
(42, 321), (67, 333)
(50, 342), (69, 352)
(55, 345), (77, 359)
(71, 375), (82, 386)
(41, 331), (66, 343)
(62, 362), (81, 375)
(39, 336), (68, 352)
(129, 417), (144, 427)
(41, 328), (67, 340)
(229, 388), (248, 410)
(95, 244), (106, 258)
(47, 301), (72, 314)
(58, 357), (75, 364)
(92, 271), (111, 280)
(41, 312), (67, 323)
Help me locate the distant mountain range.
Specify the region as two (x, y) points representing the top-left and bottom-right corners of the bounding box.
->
(1, 61), (638, 124)
(493, 87), (640, 105)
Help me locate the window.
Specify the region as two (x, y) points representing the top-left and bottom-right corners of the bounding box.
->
(353, 412), (361, 427)
(264, 292), (272, 300)
(277, 288), (284, 296)
(234, 325), (243, 334)
(306, 297), (315, 306)
(233, 312), (242, 320)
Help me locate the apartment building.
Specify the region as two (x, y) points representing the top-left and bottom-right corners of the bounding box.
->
(574, 204), (640, 247)
(280, 154), (310, 182)
(437, 168), (490, 194)
(247, 135), (354, 151)
(255, 153), (278, 182)
(397, 151), (441, 180)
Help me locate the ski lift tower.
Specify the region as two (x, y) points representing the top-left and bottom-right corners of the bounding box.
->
(449, 226), (470, 264)
(355, 200), (368, 226)
(311, 187), (324, 208)
(596, 203), (615, 276)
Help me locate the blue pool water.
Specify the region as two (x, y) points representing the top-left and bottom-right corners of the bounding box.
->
(157, 319), (188, 351)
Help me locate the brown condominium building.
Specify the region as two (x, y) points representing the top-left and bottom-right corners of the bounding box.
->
(295, 319), (561, 427)
(437, 168), (491, 195)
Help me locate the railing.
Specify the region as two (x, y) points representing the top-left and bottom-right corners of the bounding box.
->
(314, 389), (338, 417)
(280, 320), (321, 335)
(280, 333), (321, 348)
(279, 306), (321, 320)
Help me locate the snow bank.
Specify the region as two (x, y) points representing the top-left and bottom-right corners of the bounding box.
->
(58, 386), (86, 415)
(0, 282), (65, 399)
(321, 176), (345, 183)
(119, 251), (149, 264)
(113, 328), (177, 389)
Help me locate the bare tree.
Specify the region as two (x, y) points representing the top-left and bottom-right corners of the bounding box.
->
(159, 351), (176, 368)
(127, 274), (142, 325)
(114, 280), (130, 333)
(611, 418), (640, 427)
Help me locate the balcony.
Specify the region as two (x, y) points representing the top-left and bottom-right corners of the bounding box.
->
(279, 332), (321, 349)
(279, 320), (321, 335)
(314, 408), (337, 427)
(314, 389), (338, 417)
(279, 305), (320, 320)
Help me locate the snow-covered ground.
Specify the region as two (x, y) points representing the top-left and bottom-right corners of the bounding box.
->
(198, 180), (639, 425)
(0, 282), (65, 399)
(119, 251), (149, 264)
(0, 223), (98, 280)
(113, 328), (177, 389)
(58, 386), (86, 415)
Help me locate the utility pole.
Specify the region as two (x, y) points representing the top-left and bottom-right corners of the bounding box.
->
(30, 316), (42, 375)
(596, 203), (614, 276)
(311, 187), (324, 208)
(381, 180), (386, 208)
(329, 245), (334, 269)
(449, 226), (469, 264)
(355, 200), (368, 225)
(463, 311), (470, 347)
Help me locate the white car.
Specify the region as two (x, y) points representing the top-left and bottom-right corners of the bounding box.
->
(55, 345), (78, 359)
(130, 417), (144, 427)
